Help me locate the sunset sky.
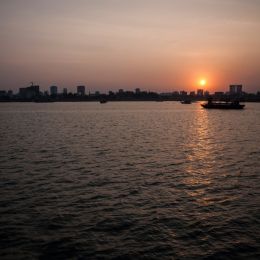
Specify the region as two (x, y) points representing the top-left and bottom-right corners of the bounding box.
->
(1, 0), (260, 93)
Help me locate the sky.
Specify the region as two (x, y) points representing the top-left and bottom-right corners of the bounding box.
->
(1, 0), (260, 93)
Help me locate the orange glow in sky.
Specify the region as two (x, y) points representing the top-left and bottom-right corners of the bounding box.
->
(0, 0), (260, 93)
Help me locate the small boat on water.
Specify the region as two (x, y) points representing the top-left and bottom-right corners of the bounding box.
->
(34, 98), (55, 103)
(156, 99), (164, 102)
(100, 99), (107, 104)
(201, 98), (245, 109)
(181, 100), (191, 104)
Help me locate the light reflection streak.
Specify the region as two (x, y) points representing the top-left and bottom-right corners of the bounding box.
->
(183, 108), (217, 206)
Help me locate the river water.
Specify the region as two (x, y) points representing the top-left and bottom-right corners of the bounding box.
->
(0, 102), (259, 259)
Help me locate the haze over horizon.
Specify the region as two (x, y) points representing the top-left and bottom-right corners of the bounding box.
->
(1, 0), (260, 93)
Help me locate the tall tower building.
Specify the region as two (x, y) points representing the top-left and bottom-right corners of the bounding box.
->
(229, 85), (242, 95)
(77, 85), (86, 96)
(50, 86), (58, 95)
(197, 89), (204, 96)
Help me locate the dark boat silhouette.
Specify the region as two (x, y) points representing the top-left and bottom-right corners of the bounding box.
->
(34, 98), (55, 103)
(156, 98), (164, 102)
(201, 98), (245, 109)
(181, 100), (191, 104)
(100, 99), (107, 104)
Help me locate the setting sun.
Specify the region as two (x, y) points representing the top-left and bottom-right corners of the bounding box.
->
(200, 79), (207, 87)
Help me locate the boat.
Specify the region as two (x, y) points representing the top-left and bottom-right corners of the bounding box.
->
(156, 98), (164, 102)
(201, 98), (245, 109)
(34, 98), (55, 103)
(181, 100), (191, 104)
(100, 99), (107, 104)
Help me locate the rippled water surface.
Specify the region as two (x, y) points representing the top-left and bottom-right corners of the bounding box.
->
(0, 102), (260, 259)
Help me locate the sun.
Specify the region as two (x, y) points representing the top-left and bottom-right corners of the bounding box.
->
(200, 79), (206, 87)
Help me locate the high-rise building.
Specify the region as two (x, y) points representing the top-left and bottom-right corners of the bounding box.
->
(197, 89), (204, 96)
(50, 86), (58, 96)
(230, 85), (242, 95)
(77, 85), (85, 96)
(135, 88), (141, 94)
(204, 91), (210, 97)
(19, 83), (40, 99)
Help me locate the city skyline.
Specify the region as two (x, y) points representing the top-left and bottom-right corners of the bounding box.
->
(3, 82), (259, 96)
(1, 0), (260, 92)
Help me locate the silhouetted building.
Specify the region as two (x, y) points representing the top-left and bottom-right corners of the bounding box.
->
(118, 89), (124, 94)
(7, 90), (13, 97)
(197, 89), (204, 96)
(77, 85), (85, 96)
(204, 91), (210, 97)
(63, 88), (67, 95)
(190, 91), (196, 96)
(215, 91), (224, 96)
(214, 92), (224, 99)
(135, 88), (141, 94)
(19, 84), (40, 99)
(180, 91), (187, 96)
(50, 86), (58, 96)
(0, 90), (7, 97)
(230, 85), (242, 95)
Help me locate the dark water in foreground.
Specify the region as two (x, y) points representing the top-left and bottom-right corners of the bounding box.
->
(0, 102), (260, 259)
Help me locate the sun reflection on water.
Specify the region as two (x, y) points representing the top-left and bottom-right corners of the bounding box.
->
(183, 108), (217, 206)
